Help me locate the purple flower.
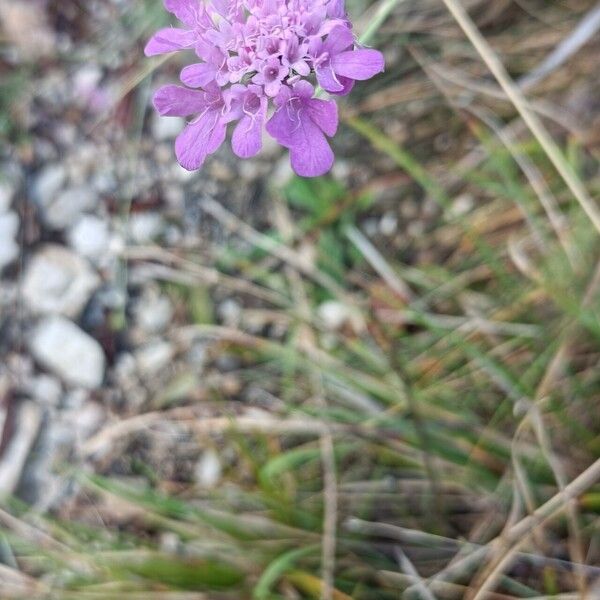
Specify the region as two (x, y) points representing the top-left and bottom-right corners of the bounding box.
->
(310, 25), (385, 95)
(144, 0), (212, 56)
(282, 33), (310, 76)
(266, 81), (338, 177)
(226, 84), (268, 158)
(145, 0), (385, 177)
(252, 57), (288, 97)
(154, 83), (227, 170)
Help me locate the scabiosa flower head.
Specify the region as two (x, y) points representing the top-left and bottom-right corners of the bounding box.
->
(146, 0), (385, 177)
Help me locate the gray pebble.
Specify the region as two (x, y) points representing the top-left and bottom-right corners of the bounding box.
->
(22, 245), (100, 317)
(30, 316), (106, 389)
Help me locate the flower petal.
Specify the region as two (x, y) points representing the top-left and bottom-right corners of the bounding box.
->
(175, 111), (226, 170)
(293, 80), (315, 99)
(264, 79), (281, 98)
(180, 63), (216, 88)
(153, 85), (208, 116)
(315, 63), (344, 93)
(323, 25), (354, 54)
(331, 49), (384, 80)
(210, 0), (231, 17)
(164, 0), (201, 27)
(289, 127), (334, 177)
(266, 103), (299, 148)
(144, 27), (196, 56)
(232, 116), (262, 158)
(327, 0), (347, 19)
(268, 99), (335, 177)
(329, 75), (355, 96)
(307, 98), (338, 137)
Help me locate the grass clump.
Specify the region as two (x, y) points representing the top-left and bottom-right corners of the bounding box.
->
(2, 0), (600, 599)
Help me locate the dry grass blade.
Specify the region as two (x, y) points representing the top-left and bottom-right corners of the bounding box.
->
(319, 432), (337, 600)
(82, 411), (361, 459)
(273, 200), (338, 600)
(58, 593), (210, 600)
(394, 546), (438, 600)
(466, 105), (577, 267)
(344, 224), (414, 301)
(347, 518), (600, 577)
(467, 457), (600, 600)
(199, 197), (353, 302)
(0, 402), (41, 496)
(123, 245), (289, 306)
(487, 259), (600, 598)
(519, 2), (600, 90)
(440, 0), (600, 235)
(0, 563), (47, 599)
(410, 44), (576, 265)
(386, 457), (600, 596)
(378, 570), (517, 599)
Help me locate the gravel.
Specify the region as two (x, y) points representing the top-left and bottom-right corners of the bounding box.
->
(0, 0), (301, 510)
(127, 212), (165, 244)
(0, 180), (15, 212)
(27, 374), (63, 408)
(38, 186), (98, 230)
(194, 449), (222, 489)
(134, 340), (175, 375)
(134, 288), (174, 334)
(29, 316), (106, 389)
(0, 211), (19, 272)
(22, 245), (100, 317)
(67, 215), (112, 262)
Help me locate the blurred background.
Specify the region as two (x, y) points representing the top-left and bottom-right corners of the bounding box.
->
(1, 0), (600, 598)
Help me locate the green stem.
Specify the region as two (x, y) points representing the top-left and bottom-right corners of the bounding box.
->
(359, 0), (403, 46)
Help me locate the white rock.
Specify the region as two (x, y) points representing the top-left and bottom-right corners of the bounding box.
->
(318, 300), (349, 330)
(63, 389), (88, 410)
(135, 340), (174, 375)
(0, 401), (42, 497)
(73, 66), (103, 101)
(159, 532), (181, 554)
(362, 218), (379, 238)
(318, 300), (364, 332)
(128, 212), (164, 244)
(0, 181), (15, 212)
(379, 211), (398, 236)
(187, 341), (208, 372)
(446, 194), (474, 219)
(0, 211), (18, 237)
(22, 245), (100, 317)
(40, 186), (98, 230)
(134, 290), (173, 334)
(113, 352), (137, 383)
(31, 164), (66, 206)
(0, 212), (19, 271)
(332, 159), (351, 180)
(29, 374), (62, 407)
(218, 298), (242, 327)
(67, 215), (111, 261)
(67, 401), (105, 446)
(152, 113), (184, 140)
(30, 316), (105, 389)
(194, 449), (222, 488)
